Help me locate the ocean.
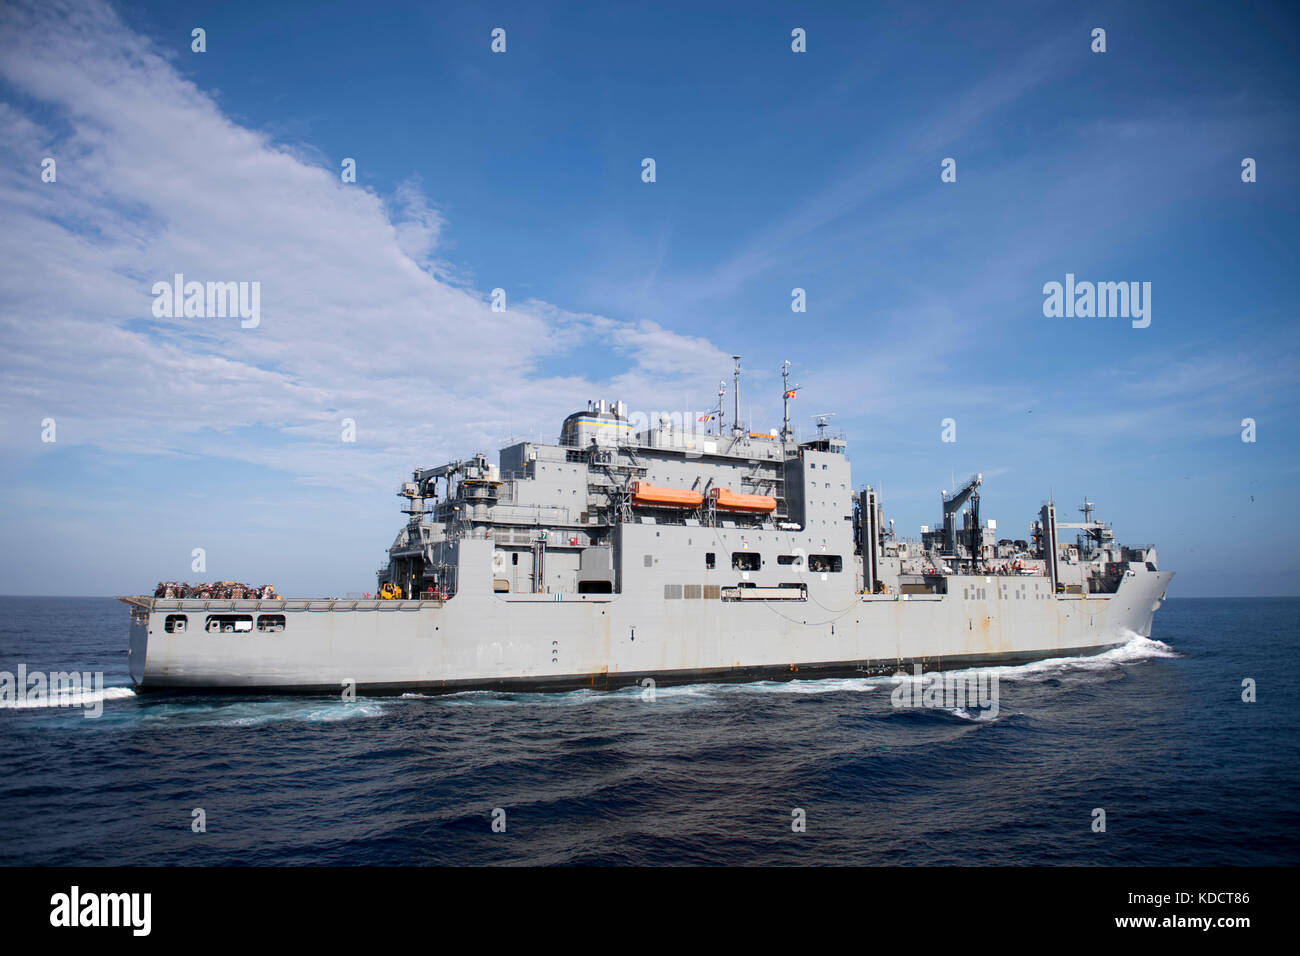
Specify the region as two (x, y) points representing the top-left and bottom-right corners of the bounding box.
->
(1, 596), (1296, 866)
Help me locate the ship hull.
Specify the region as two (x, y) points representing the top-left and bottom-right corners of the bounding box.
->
(128, 644), (1124, 697)
(124, 563), (1173, 695)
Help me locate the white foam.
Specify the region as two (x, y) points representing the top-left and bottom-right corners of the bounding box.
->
(1090, 631), (1179, 664)
(720, 678), (879, 696)
(886, 630), (1177, 688)
(0, 685), (135, 710)
(388, 632), (1175, 708)
(946, 707), (1002, 722)
(978, 631), (1176, 681)
(213, 702), (385, 726)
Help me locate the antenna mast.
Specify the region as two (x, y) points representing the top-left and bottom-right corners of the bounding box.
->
(731, 355), (743, 436)
(781, 361), (800, 442)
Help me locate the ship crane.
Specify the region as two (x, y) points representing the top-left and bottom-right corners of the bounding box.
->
(940, 472), (983, 562)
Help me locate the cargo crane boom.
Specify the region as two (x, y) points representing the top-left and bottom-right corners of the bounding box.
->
(941, 472), (983, 559)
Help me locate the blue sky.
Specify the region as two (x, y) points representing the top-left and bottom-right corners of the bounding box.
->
(0, 0), (1297, 597)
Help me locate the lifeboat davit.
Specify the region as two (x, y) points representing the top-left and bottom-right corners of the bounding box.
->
(710, 487), (778, 513)
(631, 481), (704, 508)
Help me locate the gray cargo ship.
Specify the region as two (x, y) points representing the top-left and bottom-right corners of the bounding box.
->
(122, 361), (1173, 694)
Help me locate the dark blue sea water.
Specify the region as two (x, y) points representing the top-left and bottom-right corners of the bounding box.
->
(0, 596), (1296, 866)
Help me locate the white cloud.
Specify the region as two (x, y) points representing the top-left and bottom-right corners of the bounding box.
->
(0, 0), (726, 491)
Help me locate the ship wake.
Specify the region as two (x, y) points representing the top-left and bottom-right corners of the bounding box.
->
(407, 631), (1176, 708)
(0, 685), (135, 711)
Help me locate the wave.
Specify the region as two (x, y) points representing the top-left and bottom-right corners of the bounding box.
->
(215, 702), (386, 726)
(126, 698), (387, 727)
(390, 633), (1175, 710)
(947, 706), (1001, 722)
(879, 631), (1176, 690)
(717, 678), (880, 696)
(406, 675), (883, 708)
(965, 631), (1177, 683)
(0, 685), (135, 710)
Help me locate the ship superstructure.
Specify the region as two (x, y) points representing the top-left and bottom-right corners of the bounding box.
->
(123, 361), (1172, 694)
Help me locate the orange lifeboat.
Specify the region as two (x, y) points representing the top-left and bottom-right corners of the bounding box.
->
(710, 487), (777, 513)
(631, 481), (704, 509)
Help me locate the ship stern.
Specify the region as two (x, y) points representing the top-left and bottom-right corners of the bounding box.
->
(122, 598), (151, 688)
